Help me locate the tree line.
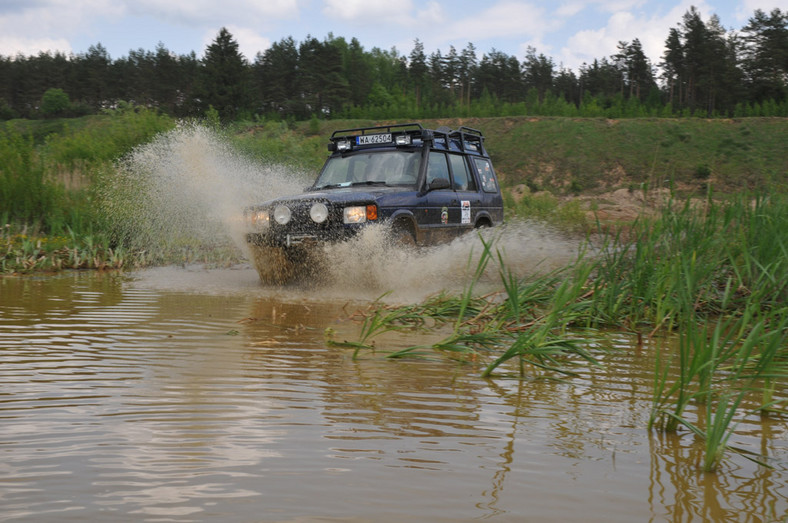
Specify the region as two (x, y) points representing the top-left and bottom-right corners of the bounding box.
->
(1, 6), (786, 121)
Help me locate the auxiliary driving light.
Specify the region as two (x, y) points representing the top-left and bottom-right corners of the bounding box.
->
(310, 202), (329, 223)
(395, 135), (411, 146)
(273, 205), (291, 225)
(335, 139), (352, 152)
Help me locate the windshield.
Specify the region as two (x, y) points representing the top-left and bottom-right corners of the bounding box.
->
(313, 151), (421, 189)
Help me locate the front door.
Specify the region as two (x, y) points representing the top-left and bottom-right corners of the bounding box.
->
(424, 151), (460, 243)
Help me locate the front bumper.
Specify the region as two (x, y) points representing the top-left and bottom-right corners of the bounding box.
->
(245, 227), (358, 248)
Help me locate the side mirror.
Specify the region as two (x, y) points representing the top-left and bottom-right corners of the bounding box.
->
(428, 178), (451, 191)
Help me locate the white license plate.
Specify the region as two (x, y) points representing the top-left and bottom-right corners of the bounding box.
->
(356, 133), (392, 145)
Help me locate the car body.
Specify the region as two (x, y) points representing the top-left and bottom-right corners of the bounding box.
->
(244, 123), (503, 283)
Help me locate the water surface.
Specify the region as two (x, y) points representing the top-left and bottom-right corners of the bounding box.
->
(1, 269), (786, 522)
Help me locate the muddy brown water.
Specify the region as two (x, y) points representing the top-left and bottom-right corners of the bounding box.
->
(1, 268), (786, 522)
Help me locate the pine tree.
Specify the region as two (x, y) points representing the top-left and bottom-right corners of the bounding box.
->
(197, 27), (251, 120)
(522, 47), (554, 103)
(408, 39), (428, 108)
(253, 36), (299, 118)
(614, 39), (655, 100)
(741, 8), (788, 103)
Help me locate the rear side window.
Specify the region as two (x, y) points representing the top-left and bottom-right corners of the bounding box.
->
(473, 157), (498, 193)
(449, 154), (476, 191)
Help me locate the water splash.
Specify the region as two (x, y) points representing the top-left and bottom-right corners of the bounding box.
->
(99, 122), (308, 264)
(102, 124), (582, 299)
(319, 220), (582, 301)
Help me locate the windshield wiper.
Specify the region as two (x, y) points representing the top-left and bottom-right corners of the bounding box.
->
(314, 182), (351, 189)
(350, 181), (389, 186)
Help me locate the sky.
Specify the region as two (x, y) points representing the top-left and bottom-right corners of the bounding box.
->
(1, 0), (786, 72)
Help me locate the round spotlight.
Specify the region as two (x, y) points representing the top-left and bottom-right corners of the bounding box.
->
(310, 202), (329, 223)
(273, 205), (291, 225)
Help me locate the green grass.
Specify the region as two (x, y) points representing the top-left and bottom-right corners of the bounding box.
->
(479, 117), (788, 194)
(227, 117), (788, 196)
(1, 108), (174, 237)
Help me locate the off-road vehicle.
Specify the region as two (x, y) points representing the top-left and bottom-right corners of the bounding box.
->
(244, 123), (503, 283)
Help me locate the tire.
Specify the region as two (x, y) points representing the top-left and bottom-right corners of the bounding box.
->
(390, 223), (416, 247)
(250, 245), (296, 285)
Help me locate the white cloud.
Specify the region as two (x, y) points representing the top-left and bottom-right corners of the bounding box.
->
(556, 2), (586, 17)
(558, 0), (713, 71)
(415, 1), (444, 25)
(129, 0), (299, 26)
(226, 26), (273, 60)
(735, 0), (788, 22)
(593, 0), (646, 13)
(0, 36), (73, 57)
(321, 0), (415, 23)
(0, 0), (122, 56)
(445, 1), (554, 41)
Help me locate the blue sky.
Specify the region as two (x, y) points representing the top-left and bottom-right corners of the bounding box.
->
(1, 0), (785, 72)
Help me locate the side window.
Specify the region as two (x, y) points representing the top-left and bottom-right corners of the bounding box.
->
(473, 157), (498, 193)
(448, 154), (476, 191)
(427, 151), (450, 186)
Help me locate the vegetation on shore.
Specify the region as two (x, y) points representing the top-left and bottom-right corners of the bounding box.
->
(1, 107), (174, 272)
(2, 111), (787, 272)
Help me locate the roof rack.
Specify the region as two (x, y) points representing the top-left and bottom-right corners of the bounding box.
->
(431, 125), (487, 155)
(330, 123), (424, 139)
(327, 122), (488, 156)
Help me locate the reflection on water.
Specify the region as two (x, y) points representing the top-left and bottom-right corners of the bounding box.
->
(0, 269), (786, 522)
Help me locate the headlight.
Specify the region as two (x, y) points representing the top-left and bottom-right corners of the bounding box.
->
(343, 204), (377, 224)
(273, 205), (291, 225)
(248, 209), (269, 229)
(310, 202), (329, 223)
(343, 206), (367, 224)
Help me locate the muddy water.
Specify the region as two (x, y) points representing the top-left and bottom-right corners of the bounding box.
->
(1, 269), (786, 522)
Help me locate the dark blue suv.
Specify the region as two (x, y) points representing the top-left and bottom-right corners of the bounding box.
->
(245, 123), (503, 283)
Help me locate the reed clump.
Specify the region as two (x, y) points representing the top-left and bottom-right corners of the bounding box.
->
(1, 224), (128, 272)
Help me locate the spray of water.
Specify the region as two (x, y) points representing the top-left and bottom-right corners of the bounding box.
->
(320, 220), (581, 301)
(103, 124), (582, 300)
(100, 122), (308, 264)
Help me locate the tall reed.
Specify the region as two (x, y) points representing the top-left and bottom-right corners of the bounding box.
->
(337, 234), (607, 377)
(628, 193), (788, 469)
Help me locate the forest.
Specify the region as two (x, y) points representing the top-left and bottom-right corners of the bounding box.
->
(1, 7), (787, 122)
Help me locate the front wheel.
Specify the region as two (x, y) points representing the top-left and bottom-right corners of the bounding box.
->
(389, 223), (416, 247)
